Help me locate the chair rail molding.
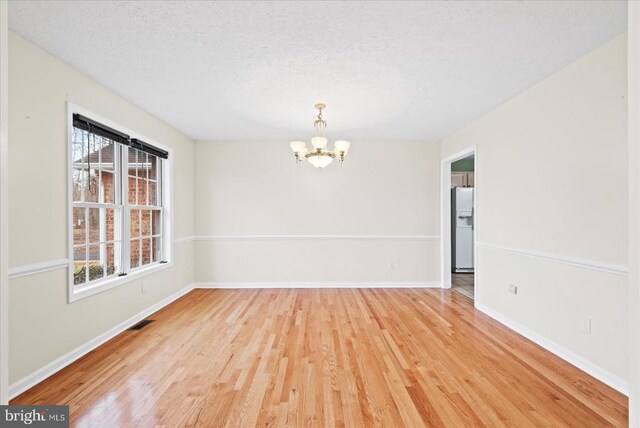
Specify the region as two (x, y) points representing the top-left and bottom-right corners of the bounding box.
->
(8, 258), (69, 280)
(174, 236), (196, 244)
(193, 235), (440, 241)
(476, 241), (628, 276)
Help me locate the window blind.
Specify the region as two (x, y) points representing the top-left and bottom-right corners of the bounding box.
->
(130, 138), (169, 159)
(72, 113), (129, 145)
(72, 114), (169, 159)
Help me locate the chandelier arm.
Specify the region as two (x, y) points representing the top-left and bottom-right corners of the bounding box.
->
(305, 151), (336, 159)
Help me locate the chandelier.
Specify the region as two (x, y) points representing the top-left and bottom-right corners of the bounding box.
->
(289, 103), (351, 169)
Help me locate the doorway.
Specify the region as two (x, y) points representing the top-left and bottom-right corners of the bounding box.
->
(441, 147), (477, 302)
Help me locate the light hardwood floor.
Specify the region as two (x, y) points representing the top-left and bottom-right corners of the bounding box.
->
(451, 273), (474, 300)
(12, 289), (627, 427)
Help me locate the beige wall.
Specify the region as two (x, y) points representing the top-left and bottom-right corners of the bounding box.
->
(193, 140), (440, 284)
(441, 34), (628, 389)
(0, 0), (9, 404)
(628, 1), (639, 425)
(7, 33), (195, 384)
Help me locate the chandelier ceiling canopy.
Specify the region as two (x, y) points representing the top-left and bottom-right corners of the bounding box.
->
(289, 104), (350, 169)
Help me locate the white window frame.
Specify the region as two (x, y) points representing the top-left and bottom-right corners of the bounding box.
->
(67, 103), (173, 302)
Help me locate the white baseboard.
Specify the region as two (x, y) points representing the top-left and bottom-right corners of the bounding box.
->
(8, 284), (193, 399)
(193, 281), (441, 289)
(475, 302), (628, 396)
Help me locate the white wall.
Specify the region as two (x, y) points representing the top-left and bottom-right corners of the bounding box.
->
(628, 1), (639, 424)
(441, 34), (628, 391)
(7, 33), (195, 387)
(194, 140), (440, 285)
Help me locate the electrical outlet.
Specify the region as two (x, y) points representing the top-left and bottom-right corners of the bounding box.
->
(508, 283), (518, 295)
(240, 260), (249, 272)
(582, 318), (592, 334)
(388, 262), (397, 272)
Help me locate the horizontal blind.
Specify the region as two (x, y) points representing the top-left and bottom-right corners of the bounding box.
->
(73, 113), (129, 145)
(73, 114), (169, 159)
(130, 138), (169, 159)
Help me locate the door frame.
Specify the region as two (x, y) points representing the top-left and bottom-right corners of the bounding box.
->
(440, 146), (477, 300)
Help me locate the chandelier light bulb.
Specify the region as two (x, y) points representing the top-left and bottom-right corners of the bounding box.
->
(334, 140), (350, 153)
(311, 137), (328, 150)
(307, 154), (334, 169)
(290, 141), (306, 153)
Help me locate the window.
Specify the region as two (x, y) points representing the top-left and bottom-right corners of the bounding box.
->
(127, 145), (163, 270)
(70, 110), (170, 300)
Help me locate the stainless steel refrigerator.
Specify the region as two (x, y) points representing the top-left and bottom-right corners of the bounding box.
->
(451, 187), (474, 272)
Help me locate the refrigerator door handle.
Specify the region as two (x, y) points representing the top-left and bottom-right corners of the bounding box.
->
(471, 208), (474, 230)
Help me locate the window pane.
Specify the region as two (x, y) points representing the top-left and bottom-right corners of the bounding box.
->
(128, 176), (137, 204)
(73, 246), (87, 286)
(138, 152), (148, 181)
(105, 208), (117, 241)
(84, 132), (100, 203)
(88, 208), (101, 244)
(130, 239), (140, 269)
(72, 168), (85, 202)
(129, 147), (138, 178)
(106, 242), (119, 277)
(149, 181), (157, 206)
(141, 238), (151, 266)
(72, 129), (87, 164)
(98, 137), (115, 170)
(137, 178), (147, 205)
(85, 167), (99, 203)
(152, 237), (161, 263)
(72, 129), (87, 202)
(87, 244), (103, 281)
(141, 210), (151, 237)
(152, 210), (162, 236)
(128, 148), (137, 204)
(87, 207), (117, 244)
(130, 209), (140, 238)
(149, 155), (158, 180)
(73, 207), (86, 245)
(101, 170), (115, 204)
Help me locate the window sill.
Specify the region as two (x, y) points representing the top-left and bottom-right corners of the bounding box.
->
(69, 261), (173, 303)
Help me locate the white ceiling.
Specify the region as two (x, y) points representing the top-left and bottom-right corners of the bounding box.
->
(8, 1), (627, 142)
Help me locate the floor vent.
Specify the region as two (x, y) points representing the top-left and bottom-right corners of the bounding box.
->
(129, 319), (155, 330)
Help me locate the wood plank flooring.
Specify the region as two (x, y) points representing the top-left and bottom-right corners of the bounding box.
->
(12, 289), (627, 427)
(451, 273), (475, 300)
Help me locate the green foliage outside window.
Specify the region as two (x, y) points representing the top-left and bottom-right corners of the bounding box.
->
(74, 264), (116, 285)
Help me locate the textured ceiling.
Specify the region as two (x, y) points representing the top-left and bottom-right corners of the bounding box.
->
(8, 1), (627, 142)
